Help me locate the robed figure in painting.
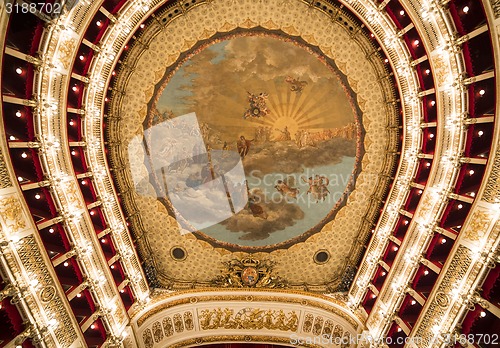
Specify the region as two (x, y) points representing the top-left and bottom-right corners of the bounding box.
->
(237, 136), (253, 158)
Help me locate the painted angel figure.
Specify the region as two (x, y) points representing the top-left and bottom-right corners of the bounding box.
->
(274, 176), (300, 199)
(285, 76), (308, 93)
(243, 92), (270, 119)
(301, 174), (330, 202)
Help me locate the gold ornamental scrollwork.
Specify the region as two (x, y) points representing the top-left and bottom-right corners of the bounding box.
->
(0, 149), (12, 189)
(490, 0), (500, 18)
(463, 210), (491, 242)
(0, 196), (27, 232)
(435, 292), (450, 308)
(212, 258), (288, 288)
(169, 334), (322, 348)
(135, 289), (360, 329)
(199, 307), (299, 332)
(40, 285), (56, 303)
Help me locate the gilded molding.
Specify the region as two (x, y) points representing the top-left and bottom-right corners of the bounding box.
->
(168, 334), (323, 348)
(198, 308), (299, 331)
(0, 148), (11, 189)
(413, 246), (475, 346)
(14, 236), (79, 347)
(211, 258), (288, 288)
(135, 289), (360, 329)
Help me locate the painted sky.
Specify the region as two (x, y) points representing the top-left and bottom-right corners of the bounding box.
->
(156, 35), (356, 142)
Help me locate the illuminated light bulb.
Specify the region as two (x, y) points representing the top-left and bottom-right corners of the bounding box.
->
(140, 23), (145, 28)
(414, 40), (419, 46)
(90, 324), (96, 329)
(429, 133), (434, 139)
(480, 311), (486, 318)
(399, 10), (405, 15)
(69, 120), (74, 126)
(393, 246), (399, 251)
(63, 261), (69, 267)
(425, 69), (430, 75)
(397, 327), (402, 332)
(71, 150), (76, 155)
(79, 55), (84, 61)
(424, 270), (429, 275)
(72, 86), (78, 92)
(469, 169), (475, 175)
(105, 97), (109, 102)
(21, 152), (28, 158)
(9, 136), (16, 140)
(457, 225), (462, 228)
(479, 89), (485, 96)
(384, 58), (389, 63)
(90, 211), (95, 216)
(110, 265), (115, 269)
(411, 300), (416, 305)
(16, 67), (23, 75)
(381, 271), (386, 276)
(16, 110), (22, 117)
(426, 162), (431, 167)
(35, 194), (41, 200)
(18, 176), (23, 182)
(463, 6), (469, 13)
(81, 180), (86, 185)
(370, 33), (375, 38)
(96, 20), (102, 27)
(404, 220), (409, 225)
(77, 293), (81, 297)
(478, 130), (484, 136)
(101, 238), (106, 243)
(49, 228), (54, 233)
(112, 71), (116, 76)
(120, 289), (124, 293)
(457, 204), (463, 209)
(441, 238), (447, 244)
(470, 192), (476, 197)
(430, 100), (436, 106)
(418, 189), (423, 194)
(30, 279), (39, 287)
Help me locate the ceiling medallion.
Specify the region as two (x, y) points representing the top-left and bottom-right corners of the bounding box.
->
(212, 258), (288, 288)
(144, 29), (364, 251)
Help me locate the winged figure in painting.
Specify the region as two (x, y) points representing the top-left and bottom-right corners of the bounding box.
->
(274, 176), (300, 199)
(285, 76), (308, 93)
(243, 92), (270, 119)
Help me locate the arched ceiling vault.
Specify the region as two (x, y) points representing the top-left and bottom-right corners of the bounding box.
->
(0, 0), (499, 347)
(105, 0), (399, 291)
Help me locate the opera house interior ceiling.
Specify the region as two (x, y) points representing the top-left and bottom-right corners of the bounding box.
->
(1, 0), (500, 347)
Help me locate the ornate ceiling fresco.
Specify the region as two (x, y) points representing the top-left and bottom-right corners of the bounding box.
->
(147, 32), (362, 248)
(107, 0), (399, 290)
(1, 0), (499, 347)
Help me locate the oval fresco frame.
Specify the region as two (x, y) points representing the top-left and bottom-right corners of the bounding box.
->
(143, 29), (365, 252)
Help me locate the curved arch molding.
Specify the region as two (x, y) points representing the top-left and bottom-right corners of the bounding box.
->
(131, 289), (364, 348)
